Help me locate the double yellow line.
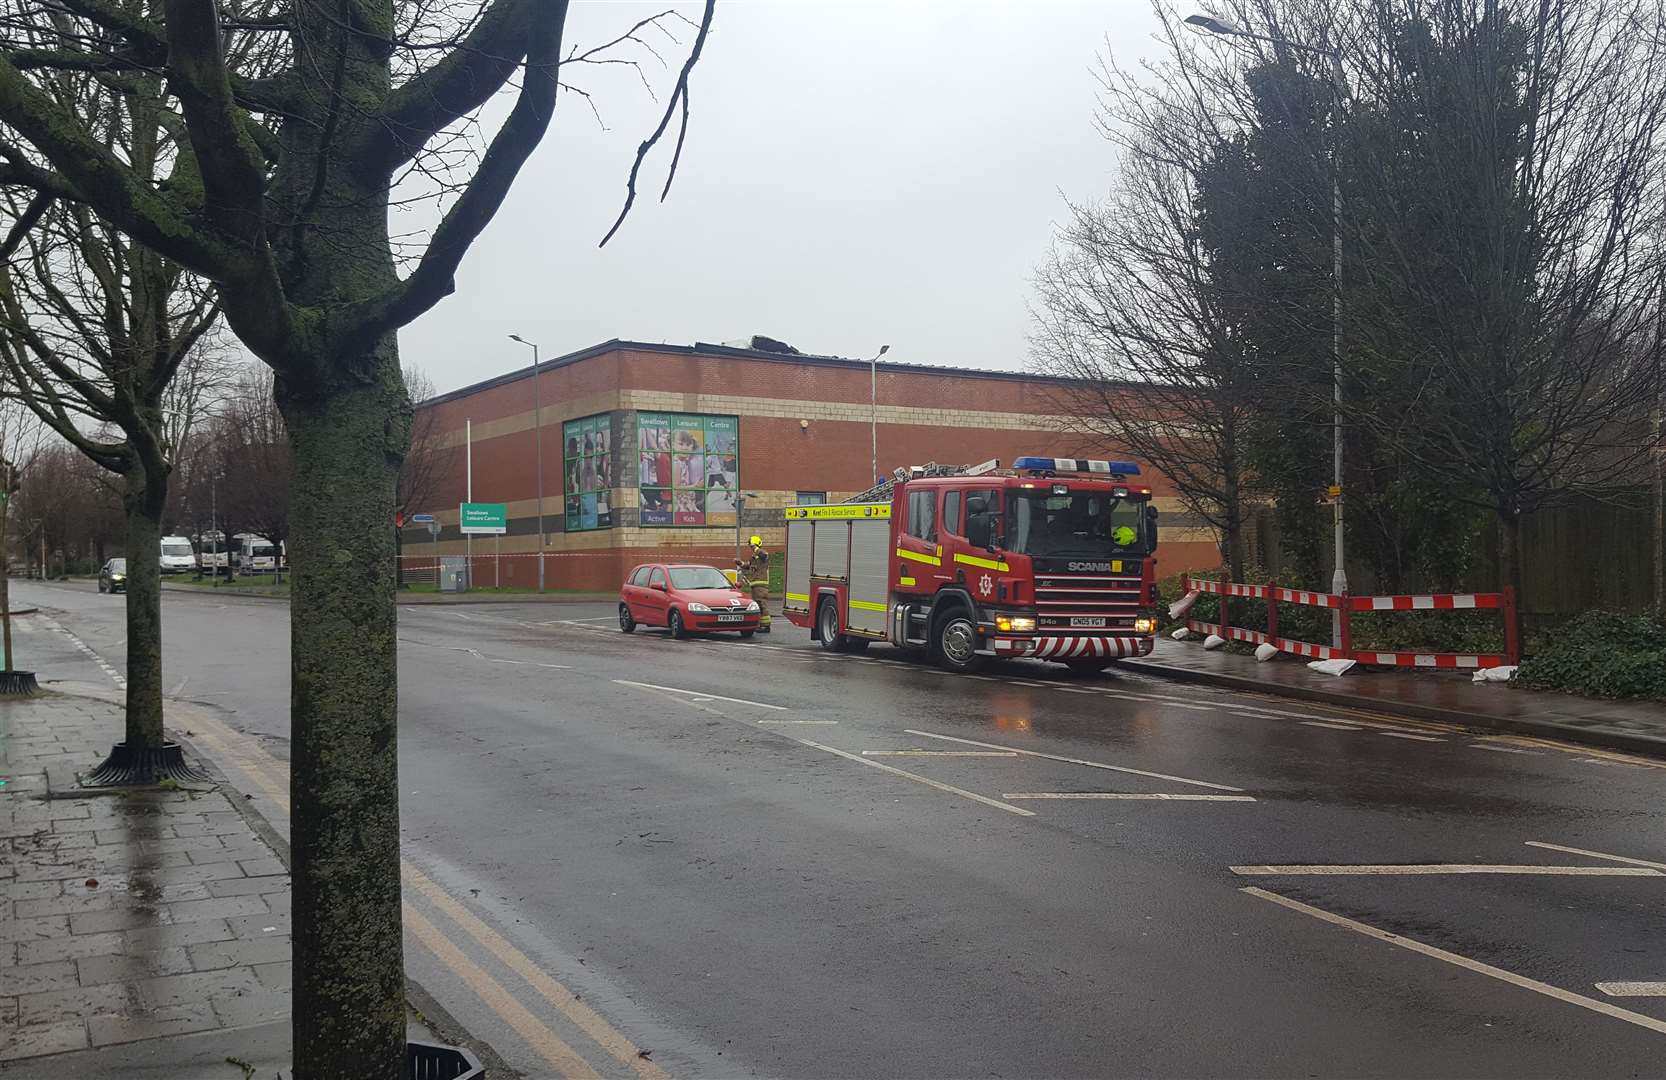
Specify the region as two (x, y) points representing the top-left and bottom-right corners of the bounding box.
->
(185, 711), (670, 1080)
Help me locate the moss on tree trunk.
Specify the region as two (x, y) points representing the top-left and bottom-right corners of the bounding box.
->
(122, 470), (166, 748)
(280, 352), (409, 1080)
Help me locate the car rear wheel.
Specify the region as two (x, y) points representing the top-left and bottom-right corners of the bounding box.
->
(618, 604), (636, 633)
(932, 609), (984, 672)
(739, 629), (756, 639)
(669, 609), (688, 639)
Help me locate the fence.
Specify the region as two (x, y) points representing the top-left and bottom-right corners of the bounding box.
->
(1180, 574), (1520, 669)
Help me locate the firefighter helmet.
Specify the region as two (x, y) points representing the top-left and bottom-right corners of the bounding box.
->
(749, 535), (763, 548)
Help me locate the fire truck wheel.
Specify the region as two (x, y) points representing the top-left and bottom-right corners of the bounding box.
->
(669, 609), (689, 639)
(817, 599), (847, 652)
(618, 604), (636, 634)
(932, 609), (985, 672)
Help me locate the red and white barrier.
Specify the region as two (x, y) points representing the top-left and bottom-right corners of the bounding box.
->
(1180, 575), (1519, 669)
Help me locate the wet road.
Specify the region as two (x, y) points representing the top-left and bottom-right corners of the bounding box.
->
(11, 580), (1666, 1078)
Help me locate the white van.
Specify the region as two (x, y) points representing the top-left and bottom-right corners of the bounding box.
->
(160, 536), (196, 575)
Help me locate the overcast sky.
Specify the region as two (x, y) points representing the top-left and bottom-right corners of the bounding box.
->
(404, 1), (1167, 396)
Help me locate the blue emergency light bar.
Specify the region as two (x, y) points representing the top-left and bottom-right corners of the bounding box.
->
(1014, 457), (1141, 477)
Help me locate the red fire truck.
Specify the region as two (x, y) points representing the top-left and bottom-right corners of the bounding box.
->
(783, 457), (1160, 672)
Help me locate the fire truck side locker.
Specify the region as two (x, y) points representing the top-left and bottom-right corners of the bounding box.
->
(783, 504), (891, 641)
(784, 518), (813, 620)
(846, 516), (890, 636)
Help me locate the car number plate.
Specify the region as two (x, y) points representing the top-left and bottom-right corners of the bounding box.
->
(716, 613), (746, 623)
(1069, 617), (1108, 628)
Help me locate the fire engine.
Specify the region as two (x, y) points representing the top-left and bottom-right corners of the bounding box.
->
(783, 457), (1160, 672)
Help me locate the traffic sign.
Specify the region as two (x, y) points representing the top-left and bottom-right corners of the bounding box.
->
(411, 513), (435, 523)
(459, 503), (507, 535)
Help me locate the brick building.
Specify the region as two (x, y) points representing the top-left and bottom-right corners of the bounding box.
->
(405, 339), (1220, 590)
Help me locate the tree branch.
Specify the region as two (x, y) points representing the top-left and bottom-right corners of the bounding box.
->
(337, 0), (568, 347)
(599, 0), (714, 247)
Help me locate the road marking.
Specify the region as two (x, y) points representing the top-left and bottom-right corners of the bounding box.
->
(1242, 886), (1666, 1038)
(1231, 864), (1659, 877)
(490, 659), (528, 665)
(905, 730), (1246, 792)
(184, 709), (666, 1080)
(613, 680), (788, 711)
(1050, 686), (1097, 694)
(1301, 720), (1362, 731)
(38, 613), (126, 690)
(1003, 792), (1256, 802)
(1097, 691), (1216, 711)
(1596, 983), (1666, 997)
(862, 750), (1019, 757)
(796, 740), (1034, 817)
(967, 675), (998, 681)
(453, 612), (474, 620)
(1576, 757), (1645, 768)
(1473, 743), (1537, 754)
(755, 719), (839, 725)
(402, 865), (672, 1080)
(1525, 842), (1666, 872)
(535, 663), (572, 670)
(1006, 680), (1049, 687)
(1377, 731), (1443, 742)
(403, 902), (603, 1080)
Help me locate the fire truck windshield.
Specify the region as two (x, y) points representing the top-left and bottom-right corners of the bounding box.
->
(1005, 491), (1149, 558)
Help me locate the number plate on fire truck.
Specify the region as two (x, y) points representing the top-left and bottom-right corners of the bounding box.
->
(716, 613), (746, 623)
(1069, 616), (1108, 628)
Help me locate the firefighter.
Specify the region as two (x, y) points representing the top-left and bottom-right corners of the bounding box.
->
(736, 535), (772, 632)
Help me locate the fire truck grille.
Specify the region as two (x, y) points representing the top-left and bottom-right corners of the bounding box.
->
(1033, 575), (1144, 631)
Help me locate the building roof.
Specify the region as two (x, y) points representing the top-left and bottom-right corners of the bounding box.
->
(418, 338), (1109, 409)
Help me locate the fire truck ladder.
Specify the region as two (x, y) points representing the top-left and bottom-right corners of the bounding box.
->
(843, 459), (1002, 505)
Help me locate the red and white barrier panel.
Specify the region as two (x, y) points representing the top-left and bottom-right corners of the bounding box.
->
(1356, 651), (1508, 669)
(1348, 593), (1502, 611)
(1185, 621), (1269, 646)
(1189, 579), (1273, 599)
(1272, 587), (1344, 609)
(1271, 637), (1351, 661)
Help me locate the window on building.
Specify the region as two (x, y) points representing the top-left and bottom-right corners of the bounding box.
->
(561, 413), (614, 532)
(906, 489), (937, 542)
(635, 411), (740, 528)
(795, 491), (827, 506)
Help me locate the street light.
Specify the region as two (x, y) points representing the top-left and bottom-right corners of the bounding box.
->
(869, 344), (891, 486)
(508, 334), (545, 593)
(1187, 11), (1351, 647)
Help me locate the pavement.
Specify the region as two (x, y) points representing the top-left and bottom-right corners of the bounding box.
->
(0, 689), (293, 1075)
(5, 579), (1666, 1077)
(1124, 637), (1666, 759)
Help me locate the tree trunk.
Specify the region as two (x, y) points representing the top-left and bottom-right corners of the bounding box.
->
(280, 356), (409, 1080)
(1497, 509), (1525, 614)
(1222, 471), (1248, 629)
(122, 471), (166, 748)
(1, 495), (12, 671)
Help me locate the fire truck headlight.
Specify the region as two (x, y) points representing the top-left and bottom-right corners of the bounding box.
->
(995, 614), (1036, 633)
(1134, 617), (1157, 634)
(746, 601), (760, 613)
(687, 602), (712, 613)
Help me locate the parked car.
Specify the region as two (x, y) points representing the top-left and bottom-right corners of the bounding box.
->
(98, 558), (128, 594)
(619, 563), (761, 639)
(159, 535), (196, 575)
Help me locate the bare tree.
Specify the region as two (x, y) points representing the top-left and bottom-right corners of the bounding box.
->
(213, 368), (290, 577)
(0, 189), (222, 780)
(0, 2), (716, 1072)
(1033, 10), (1274, 589)
(394, 365), (440, 582)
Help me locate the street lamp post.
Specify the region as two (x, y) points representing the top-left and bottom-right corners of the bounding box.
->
(1187, 12), (1350, 646)
(869, 344), (890, 486)
(509, 334), (545, 592)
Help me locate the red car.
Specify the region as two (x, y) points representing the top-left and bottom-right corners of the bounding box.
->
(619, 563), (761, 639)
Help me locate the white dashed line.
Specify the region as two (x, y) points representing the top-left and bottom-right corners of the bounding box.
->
(1596, 983), (1666, 997)
(1243, 887), (1666, 1037)
(612, 680), (788, 711)
(905, 730), (1246, 792)
(796, 740), (1034, 817)
(1232, 864), (1658, 877)
(1377, 731), (1443, 742)
(1003, 792), (1256, 802)
(1301, 721), (1363, 731)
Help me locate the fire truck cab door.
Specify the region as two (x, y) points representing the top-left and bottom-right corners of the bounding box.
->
(896, 488), (949, 590)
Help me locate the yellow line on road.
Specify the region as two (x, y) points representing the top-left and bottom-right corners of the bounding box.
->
(404, 902), (602, 1079)
(1243, 886), (1666, 1038)
(182, 707), (669, 1080)
(403, 865), (673, 1080)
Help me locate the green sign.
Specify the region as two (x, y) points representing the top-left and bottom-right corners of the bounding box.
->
(561, 413), (613, 532)
(459, 502), (507, 535)
(636, 412), (738, 527)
